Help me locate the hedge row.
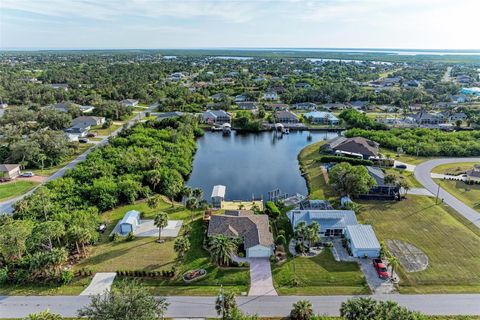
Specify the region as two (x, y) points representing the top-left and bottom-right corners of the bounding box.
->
(115, 269), (175, 278)
(319, 155), (374, 166)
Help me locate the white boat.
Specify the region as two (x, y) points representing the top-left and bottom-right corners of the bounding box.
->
(282, 128), (290, 134)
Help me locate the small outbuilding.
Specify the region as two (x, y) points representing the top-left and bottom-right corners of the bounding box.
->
(119, 210), (141, 235)
(0, 164), (21, 180)
(211, 185), (226, 208)
(345, 225), (381, 258)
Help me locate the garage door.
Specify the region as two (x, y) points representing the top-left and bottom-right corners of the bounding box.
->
(247, 246), (271, 258)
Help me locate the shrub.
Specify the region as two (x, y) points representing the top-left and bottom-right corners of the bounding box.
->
(0, 267), (8, 284)
(110, 233), (120, 242)
(125, 232), (135, 241)
(319, 155), (373, 166)
(295, 242), (307, 254)
(266, 201), (281, 218)
(60, 270), (74, 284)
(238, 252), (244, 258)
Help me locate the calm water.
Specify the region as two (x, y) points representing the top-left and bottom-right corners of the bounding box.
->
(187, 130), (338, 201)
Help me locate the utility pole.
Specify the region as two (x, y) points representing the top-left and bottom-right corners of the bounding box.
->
(435, 182), (441, 204)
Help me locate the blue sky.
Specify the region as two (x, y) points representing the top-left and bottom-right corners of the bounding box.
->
(0, 0), (478, 50)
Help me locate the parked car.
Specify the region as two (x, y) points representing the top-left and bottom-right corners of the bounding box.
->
(21, 172), (35, 177)
(373, 258), (389, 279)
(78, 138), (89, 143)
(395, 164), (407, 169)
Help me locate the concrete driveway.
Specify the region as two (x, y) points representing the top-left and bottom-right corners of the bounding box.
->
(248, 258), (277, 296)
(357, 259), (396, 294)
(80, 273), (116, 296)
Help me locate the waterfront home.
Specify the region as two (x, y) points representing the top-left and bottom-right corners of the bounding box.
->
(120, 99), (139, 107)
(360, 166), (400, 200)
(203, 110), (231, 125)
(274, 110), (299, 124)
(237, 102), (258, 111)
(72, 116), (105, 128)
(263, 90), (278, 101)
(345, 225), (381, 258)
(0, 164), (21, 180)
(303, 111), (339, 125)
(207, 210), (274, 258)
(322, 136), (379, 160)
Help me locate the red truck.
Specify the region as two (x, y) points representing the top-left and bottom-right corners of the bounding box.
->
(373, 258), (390, 279)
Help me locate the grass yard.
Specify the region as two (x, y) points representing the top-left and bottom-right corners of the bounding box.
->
(380, 148), (433, 165)
(271, 249), (369, 295)
(0, 276), (92, 296)
(31, 143), (93, 176)
(298, 140), (337, 200)
(0, 180), (39, 201)
(358, 195), (480, 293)
(75, 199), (249, 295)
(432, 162), (479, 175)
(90, 124), (122, 136)
(435, 179), (480, 213)
(384, 168), (422, 188)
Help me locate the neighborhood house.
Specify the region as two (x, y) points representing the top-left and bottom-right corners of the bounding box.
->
(207, 210), (274, 258)
(274, 110), (299, 124)
(303, 111), (340, 125)
(71, 116), (106, 127)
(203, 110), (231, 125)
(323, 136), (380, 160)
(0, 164), (21, 180)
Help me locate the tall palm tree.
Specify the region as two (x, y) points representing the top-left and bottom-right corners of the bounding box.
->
(147, 195), (162, 209)
(290, 299), (313, 320)
(209, 235), (237, 266)
(215, 289), (237, 320)
(186, 197), (198, 222)
(182, 186), (193, 199)
(388, 255), (400, 278)
(192, 187), (203, 200)
(174, 236), (190, 259)
(307, 221), (320, 248)
(154, 212), (168, 242)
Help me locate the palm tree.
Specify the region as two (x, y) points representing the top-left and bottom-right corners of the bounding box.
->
(209, 235), (238, 266)
(182, 186), (193, 199)
(154, 212), (168, 242)
(294, 221), (308, 243)
(192, 187), (203, 200)
(145, 169), (162, 191)
(147, 195), (162, 209)
(215, 289), (237, 320)
(186, 197), (198, 222)
(387, 255), (400, 278)
(174, 236), (190, 259)
(306, 221), (320, 248)
(290, 299), (313, 320)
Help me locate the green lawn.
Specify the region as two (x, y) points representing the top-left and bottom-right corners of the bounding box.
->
(435, 179), (480, 213)
(76, 200), (249, 295)
(90, 124), (122, 136)
(379, 148), (433, 165)
(298, 140), (336, 200)
(384, 168), (422, 188)
(358, 195), (480, 293)
(0, 276), (92, 296)
(0, 180), (39, 201)
(271, 249), (369, 295)
(432, 162), (479, 175)
(31, 143), (93, 176)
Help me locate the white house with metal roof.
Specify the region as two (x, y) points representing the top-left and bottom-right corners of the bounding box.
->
(287, 209), (358, 237)
(345, 225), (380, 258)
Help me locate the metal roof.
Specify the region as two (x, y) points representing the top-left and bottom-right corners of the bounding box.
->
(211, 185), (226, 198)
(287, 209), (358, 232)
(346, 225), (380, 250)
(119, 210), (140, 226)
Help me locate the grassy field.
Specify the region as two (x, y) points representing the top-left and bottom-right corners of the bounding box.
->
(380, 148), (433, 165)
(90, 124), (122, 136)
(31, 143), (93, 176)
(75, 200), (249, 295)
(298, 140), (337, 200)
(271, 249), (369, 295)
(435, 179), (480, 213)
(358, 195), (480, 293)
(0, 180), (39, 201)
(0, 276), (92, 296)
(432, 162), (479, 175)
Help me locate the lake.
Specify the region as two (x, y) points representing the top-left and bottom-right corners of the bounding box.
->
(187, 130), (338, 202)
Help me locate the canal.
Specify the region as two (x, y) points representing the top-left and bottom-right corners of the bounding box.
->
(187, 130), (338, 201)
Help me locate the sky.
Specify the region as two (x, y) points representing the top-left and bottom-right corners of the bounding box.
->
(0, 0), (479, 50)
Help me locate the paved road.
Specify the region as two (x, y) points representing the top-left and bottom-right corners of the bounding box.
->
(1, 294), (479, 318)
(0, 102), (159, 214)
(414, 158), (480, 228)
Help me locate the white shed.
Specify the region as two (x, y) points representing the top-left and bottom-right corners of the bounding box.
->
(345, 225), (380, 258)
(119, 210), (141, 234)
(211, 185), (226, 208)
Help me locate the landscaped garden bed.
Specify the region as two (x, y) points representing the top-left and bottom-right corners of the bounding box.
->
(183, 269), (207, 283)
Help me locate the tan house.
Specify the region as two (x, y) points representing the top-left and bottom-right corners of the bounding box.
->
(0, 164), (21, 180)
